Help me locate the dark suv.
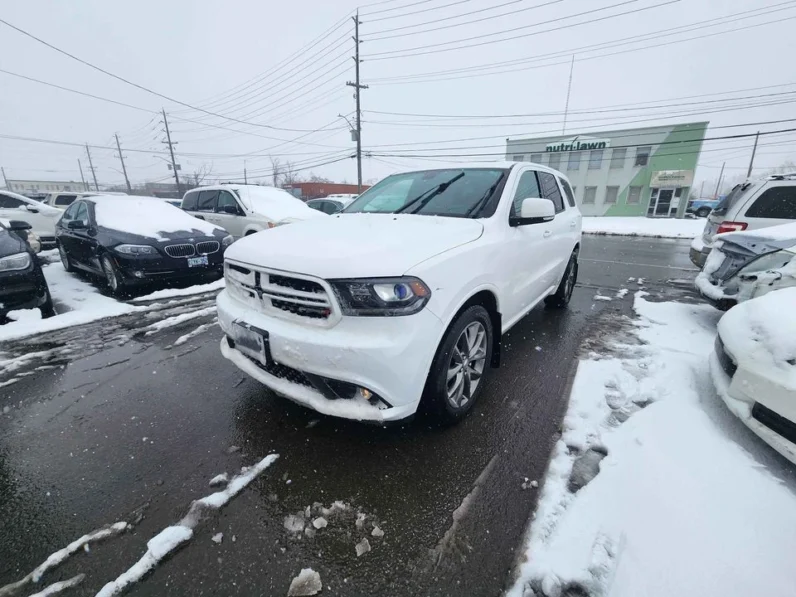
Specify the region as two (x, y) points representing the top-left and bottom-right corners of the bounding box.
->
(0, 219), (54, 320)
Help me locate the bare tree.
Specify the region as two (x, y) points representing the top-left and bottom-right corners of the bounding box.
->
(269, 156), (283, 187)
(187, 163), (213, 188)
(306, 172), (332, 183)
(764, 160), (796, 176)
(281, 160), (299, 186)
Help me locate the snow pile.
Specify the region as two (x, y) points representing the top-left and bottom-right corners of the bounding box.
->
(694, 241), (728, 300)
(92, 195), (222, 240)
(25, 574), (85, 597)
(582, 216), (705, 238)
(234, 186), (326, 222)
(508, 294), (796, 597)
(130, 278), (225, 302)
(718, 288), (796, 390)
(143, 306), (216, 335)
(96, 454), (278, 597)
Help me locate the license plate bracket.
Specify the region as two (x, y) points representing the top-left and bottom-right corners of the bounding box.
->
(231, 322), (271, 366)
(188, 255), (209, 267)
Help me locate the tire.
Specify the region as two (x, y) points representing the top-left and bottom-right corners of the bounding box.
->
(545, 251), (578, 308)
(101, 254), (125, 296)
(696, 207), (711, 218)
(58, 242), (74, 272)
(422, 305), (493, 424)
(39, 288), (55, 318)
(245, 230), (258, 236)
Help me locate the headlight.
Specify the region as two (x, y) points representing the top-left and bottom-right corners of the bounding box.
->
(0, 252), (32, 272)
(115, 244), (157, 255)
(222, 235), (234, 247)
(330, 277), (431, 316)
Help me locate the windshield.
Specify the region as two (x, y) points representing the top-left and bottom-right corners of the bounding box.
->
(343, 168), (507, 218)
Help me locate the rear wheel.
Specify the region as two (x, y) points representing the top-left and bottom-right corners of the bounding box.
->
(101, 255), (125, 295)
(545, 251), (578, 308)
(422, 305), (493, 424)
(58, 242), (74, 272)
(696, 207), (711, 217)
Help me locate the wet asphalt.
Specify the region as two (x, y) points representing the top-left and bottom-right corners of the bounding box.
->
(0, 236), (699, 597)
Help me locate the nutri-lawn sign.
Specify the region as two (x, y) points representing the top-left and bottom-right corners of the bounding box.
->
(545, 137), (610, 152)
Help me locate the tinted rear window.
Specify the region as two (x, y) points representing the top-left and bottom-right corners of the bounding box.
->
(744, 186), (796, 219)
(55, 194), (77, 206)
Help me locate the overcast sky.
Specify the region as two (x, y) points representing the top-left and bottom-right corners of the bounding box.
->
(1, 0), (795, 193)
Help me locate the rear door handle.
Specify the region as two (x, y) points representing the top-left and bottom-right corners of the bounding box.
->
(543, 230), (552, 238)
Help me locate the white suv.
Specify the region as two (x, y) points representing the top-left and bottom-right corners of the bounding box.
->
(690, 174), (796, 268)
(181, 184), (325, 239)
(0, 190), (62, 249)
(216, 163), (582, 423)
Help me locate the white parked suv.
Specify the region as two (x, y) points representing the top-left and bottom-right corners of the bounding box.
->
(181, 184), (325, 238)
(690, 174), (796, 268)
(0, 190), (62, 249)
(216, 163), (582, 423)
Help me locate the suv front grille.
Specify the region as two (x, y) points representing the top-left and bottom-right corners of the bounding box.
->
(165, 243), (196, 258)
(196, 241), (220, 255)
(225, 262), (336, 322)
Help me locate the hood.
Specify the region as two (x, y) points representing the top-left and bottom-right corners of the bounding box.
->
(0, 228), (27, 258)
(224, 213), (484, 278)
(92, 196), (224, 240)
(234, 186), (327, 223)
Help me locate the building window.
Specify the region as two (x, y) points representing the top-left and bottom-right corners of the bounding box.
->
(583, 186), (597, 204)
(547, 152), (562, 171)
(605, 186), (619, 204)
(627, 186), (643, 204)
(567, 151), (581, 171)
(610, 148), (626, 169)
(530, 153), (543, 165)
(588, 150), (603, 170)
(635, 146), (651, 166)
(512, 154), (525, 162)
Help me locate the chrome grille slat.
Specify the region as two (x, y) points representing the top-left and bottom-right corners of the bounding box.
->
(196, 241), (220, 255)
(259, 292), (330, 308)
(165, 243), (195, 258)
(259, 282), (328, 302)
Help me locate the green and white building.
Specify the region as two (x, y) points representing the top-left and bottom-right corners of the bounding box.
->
(505, 122), (707, 217)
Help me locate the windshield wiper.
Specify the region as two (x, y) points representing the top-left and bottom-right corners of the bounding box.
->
(464, 172), (505, 218)
(395, 171), (465, 214)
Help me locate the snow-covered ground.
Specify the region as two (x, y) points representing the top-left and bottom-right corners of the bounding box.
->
(583, 216), (705, 238)
(508, 294), (796, 597)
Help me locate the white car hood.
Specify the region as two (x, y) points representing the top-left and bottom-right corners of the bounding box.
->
(224, 213), (484, 278)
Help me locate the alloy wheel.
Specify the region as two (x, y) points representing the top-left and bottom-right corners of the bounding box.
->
(446, 321), (488, 409)
(564, 260), (576, 300)
(103, 257), (118, 291)
(59, 245), (69, 269)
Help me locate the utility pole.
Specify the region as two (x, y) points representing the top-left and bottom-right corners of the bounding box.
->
(114, 133), (132, 192)
(346, 11), (368, 193)
(85, 143), (99, 191)
(244, 160), (248, 184)
(746, 131), (760, 179)
(699, 180), (705, 200)
(562, 55), (575, 135)
(1, 166), (8, 189)
(78, 159), (88, 191)
(161, 108), (181, 194)
(713, 162), (726, 199)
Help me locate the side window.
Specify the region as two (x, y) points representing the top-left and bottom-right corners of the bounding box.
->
(62, 203), (79, 222)
(559, 178), (576, 207)
(74, 202), (89, 223)
(182, 191), (199, 211)
(510, 171), (542, 218)
(547, 153), (562, 171)
(0, 194), (24, 208)
(216, 190), (241, 214)
(55, 194), (77, 206)
(324, 201), (342, 214)
(538, 172), (565, 213)
(196, 190), (219, 212)
(744, 187), (796, 219)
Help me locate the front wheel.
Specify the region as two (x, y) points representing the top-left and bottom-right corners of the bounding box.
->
(696, 207), (711, 218)
(422, 305), (493, 424)
(545, 252), (578, 308)
(101, 255), (125, 295)
(58, 243), (74, 272)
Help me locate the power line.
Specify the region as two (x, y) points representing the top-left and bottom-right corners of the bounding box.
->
(360, 0), (444, 17)
(365, 0), (679, 59)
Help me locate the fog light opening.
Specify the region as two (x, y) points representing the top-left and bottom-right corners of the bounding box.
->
(133, 270), (145, 279)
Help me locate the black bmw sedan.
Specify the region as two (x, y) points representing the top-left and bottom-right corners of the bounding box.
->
(55, 195), (232, 294)
(0, 218), (54, 319)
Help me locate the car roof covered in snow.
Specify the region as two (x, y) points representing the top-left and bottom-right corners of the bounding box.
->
(87, 195), (223, 240)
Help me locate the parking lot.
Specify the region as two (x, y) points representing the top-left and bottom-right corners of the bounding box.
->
(0, 235), (700, 597)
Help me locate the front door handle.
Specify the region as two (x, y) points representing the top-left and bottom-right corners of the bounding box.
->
(570, 220), (577, 228)
(543, 230), (552, 238)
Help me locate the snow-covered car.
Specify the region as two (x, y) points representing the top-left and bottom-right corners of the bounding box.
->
(216, 162), (582, 423)
(0, 219), (54, 320)
(306, 196), (354, 214)
(181, 184), (326, 239)
(55, 195), (232, 295)
(711, 288), (796, 465)
(0, 189), (62, 249)
(690, 174), (796, 268)
(695, 222), (796, 310)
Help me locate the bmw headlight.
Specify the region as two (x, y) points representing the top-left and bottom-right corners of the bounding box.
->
(0, 252), (32, 272)
(222, 235), (234, 247)
(330, 277), (431, 316)
(115, 244), (157, 255)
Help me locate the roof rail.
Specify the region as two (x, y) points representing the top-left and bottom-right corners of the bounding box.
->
(767, 172), (796, 180)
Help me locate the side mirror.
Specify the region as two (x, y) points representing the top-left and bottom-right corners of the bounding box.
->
(8, 220), (32, 232)
(25, 205), (39, 213)
(222, 204), (239, 215)
(67, 220), (87, 230)
(510, 198), (556, 227)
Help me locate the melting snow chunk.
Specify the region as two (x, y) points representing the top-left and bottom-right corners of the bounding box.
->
(312, 517), (328, 529)
(211, 533), (223, 544)
(209, 473), (229, 487)
(287, 568), (322, 596)
(593, 294), (613, 302)
(284, 515), (305, 533)
(371, 526), (384, 538)
(355, 538), (371, 557)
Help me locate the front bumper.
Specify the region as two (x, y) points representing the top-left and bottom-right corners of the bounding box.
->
(216, 288), (444, 421)
(0, 266), (48, 316)
(112, 253), (224, 285)
(710, 348), (796, 465)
